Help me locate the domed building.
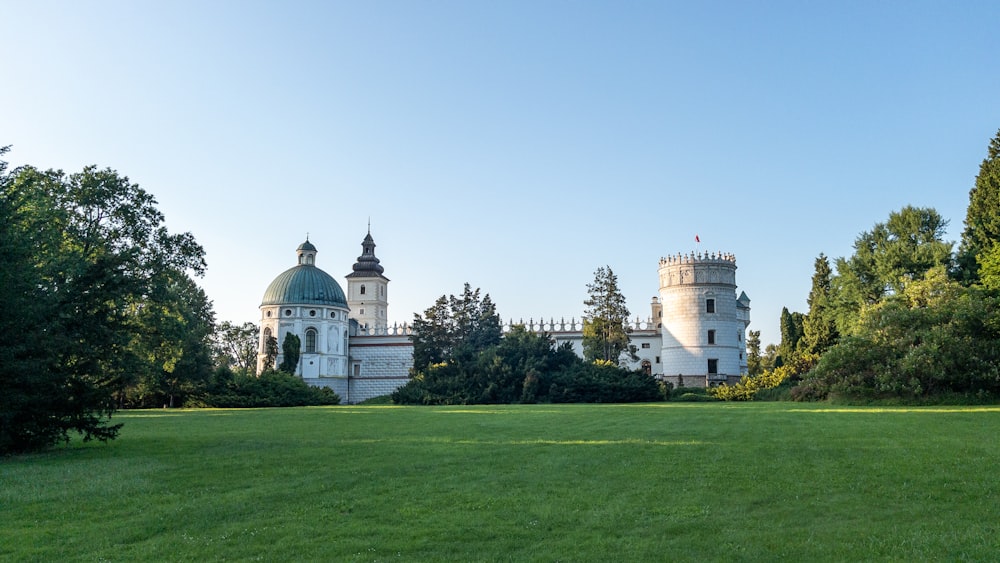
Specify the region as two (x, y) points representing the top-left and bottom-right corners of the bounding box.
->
(257, 239), (351, 381)
(257, 234), (751, 402)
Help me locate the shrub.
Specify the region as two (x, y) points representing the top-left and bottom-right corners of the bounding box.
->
(200, 369), (339, 407)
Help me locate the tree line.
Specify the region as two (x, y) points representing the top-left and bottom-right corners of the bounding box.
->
(392, 281), (662, 405)
(0, 149), (335, 454)
(724, 129), (1000, 402)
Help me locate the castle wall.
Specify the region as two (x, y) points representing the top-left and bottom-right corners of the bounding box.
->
(344, 334), (413, 404)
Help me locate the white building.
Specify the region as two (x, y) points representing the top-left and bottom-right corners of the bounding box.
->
(258, 235), (412, 402)
(258, 235), (751, 403)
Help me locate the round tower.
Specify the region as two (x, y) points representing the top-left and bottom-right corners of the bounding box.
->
(658, 251), (750, 387)
(346, 229), (389, 334)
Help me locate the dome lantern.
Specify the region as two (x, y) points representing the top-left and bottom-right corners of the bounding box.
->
(261, 239), (347, 307)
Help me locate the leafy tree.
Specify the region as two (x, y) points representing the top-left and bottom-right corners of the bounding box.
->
(958, 129), (1000, 282)
(745, 330), (763, 376)
(279, 333), (301, 374)
(978, 243), (1000, 292)
(123, 270), (215, 408)
(794, 267), (1000, 401)
(214, 321), (260, 374)
(830, 206), (953, 335)
(582, 266), (636, 365)
(776, 307), (804, 366)
(410, 283), (501, 368)
(393, 324), (660, 405)
(761, 343), (779, 372)
(0, 159), (206, 453)
(801, 253), (839, 355)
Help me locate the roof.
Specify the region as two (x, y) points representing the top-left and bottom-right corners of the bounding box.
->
(345, 231), (388, 279)
(261, 264), (347, 307)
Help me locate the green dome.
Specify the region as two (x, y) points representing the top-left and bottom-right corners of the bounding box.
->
(261, 265), (347, 307)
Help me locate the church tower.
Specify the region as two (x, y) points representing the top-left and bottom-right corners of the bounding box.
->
(657, 251), (751, 387)
(346, 229), (389, 334)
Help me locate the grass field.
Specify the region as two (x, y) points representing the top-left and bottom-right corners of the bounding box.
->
(3, 403), (999, 561)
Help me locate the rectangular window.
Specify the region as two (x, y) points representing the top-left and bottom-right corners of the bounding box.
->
(708, 359), (718, 374)
(655, 356), (660, 363)
(352, 363), (361, 376)
(706, 298), (715, 313)
(641, 343), (651, 349)
(707, 330), (716, 345)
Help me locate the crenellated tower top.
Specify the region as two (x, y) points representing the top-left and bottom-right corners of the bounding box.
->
(658, 251), (736, 266)
(658, 251), (737, 288)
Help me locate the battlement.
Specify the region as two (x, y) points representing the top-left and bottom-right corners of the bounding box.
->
(658, 251), (738, 288)
(659, 251), (737, 267)
(351, 317), (661, 337)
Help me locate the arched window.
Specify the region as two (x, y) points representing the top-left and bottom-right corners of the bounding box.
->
(305, 328), (317, 353)
(262, 327), (272, 352)
(641, 360), (652, 376)
(360, 285), (366, 295)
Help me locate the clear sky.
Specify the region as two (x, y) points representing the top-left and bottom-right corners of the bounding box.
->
(3, 1), (998, 347)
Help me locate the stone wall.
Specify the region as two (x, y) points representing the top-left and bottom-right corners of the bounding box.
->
(345, 334), (414, 404)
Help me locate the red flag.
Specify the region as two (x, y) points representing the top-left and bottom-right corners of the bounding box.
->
(695, 235), (700, 243)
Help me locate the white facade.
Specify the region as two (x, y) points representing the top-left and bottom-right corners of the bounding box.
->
(259, 237), (751, 402)
(657, 252), (751, 387)
(346, 232), (390, 333)
(257, 242), (351, 378)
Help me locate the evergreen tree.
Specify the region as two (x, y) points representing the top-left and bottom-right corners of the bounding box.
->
(0, 158), (206, 453)
(776, 307), (804, 366)
(801, 253), (839, 355)
(279, 333), (301, 374)
(959, 129), (1000, 282)
(582, 266), (636, 365)
(410, 283), (501, 368)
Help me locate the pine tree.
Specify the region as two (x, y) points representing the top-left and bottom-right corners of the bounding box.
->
(801, 254), (839, 355)
(959, 129), (1000, 283)
(582, 266), (636, 365)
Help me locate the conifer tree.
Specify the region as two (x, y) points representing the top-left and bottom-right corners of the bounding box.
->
(959, 129), (1000, 283)
(279, 333), (301, 374)
(410, 284), (501, 368)
(801, 254), (839, 355)
(582, 266), (636, 365)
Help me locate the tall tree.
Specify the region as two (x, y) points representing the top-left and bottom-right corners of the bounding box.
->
(776, 307), (805, 366)
(959, 129), (1000, 282)
(262, 335), (279, 372)
(127, 271), (215, 407)
(410, 283), (501, 368)
(830, 206), (953, 335)
(801, 253), (839, 355)
(0, 160), (206, 453)
(214, 321), (261, 375)
(582, 266), (636, 365)
(279, 333), (301, 374)
(745, 330), (763, 376)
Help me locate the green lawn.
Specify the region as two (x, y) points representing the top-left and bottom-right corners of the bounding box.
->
(2, 403), (999, 561)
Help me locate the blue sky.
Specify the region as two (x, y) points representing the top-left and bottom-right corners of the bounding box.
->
(3, 1), (998, 346)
